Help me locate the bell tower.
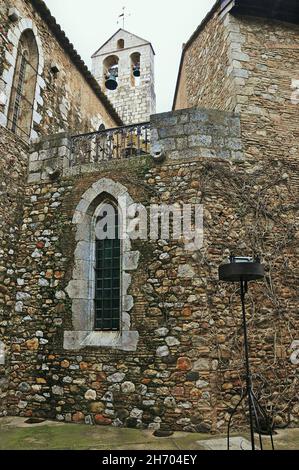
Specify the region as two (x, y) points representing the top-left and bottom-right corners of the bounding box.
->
(91, 29), (156, 125)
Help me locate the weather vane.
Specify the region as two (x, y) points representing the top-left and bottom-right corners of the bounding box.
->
(117, 6), (130, 29)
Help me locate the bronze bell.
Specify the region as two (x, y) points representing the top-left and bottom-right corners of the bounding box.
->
(105, 73), (118, 90)
(133, 64), (140, 77)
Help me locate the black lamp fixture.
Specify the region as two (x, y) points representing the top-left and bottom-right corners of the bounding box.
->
(219, 255), (275, 451)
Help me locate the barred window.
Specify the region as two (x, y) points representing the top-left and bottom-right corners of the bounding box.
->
(103, 55), (119, 88)
(8, 29), (39, 139)
(95, 201), (121, 331)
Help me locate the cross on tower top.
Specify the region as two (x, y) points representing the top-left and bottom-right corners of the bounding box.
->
(117, 6), (130, 29)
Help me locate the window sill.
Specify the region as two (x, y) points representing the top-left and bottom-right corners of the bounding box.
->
(63, 330), (139, 352)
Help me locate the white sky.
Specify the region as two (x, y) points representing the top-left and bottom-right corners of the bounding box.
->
(45, 0), (215, 113)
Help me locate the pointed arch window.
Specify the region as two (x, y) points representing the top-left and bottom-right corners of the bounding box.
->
(65, 178), (140, 352)
(7, 29), (39, 139)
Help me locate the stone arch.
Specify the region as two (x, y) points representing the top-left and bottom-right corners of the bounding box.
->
(64, 178), (140, 351)
(0, 18), (45, 140)
(7, 29), (39, 139)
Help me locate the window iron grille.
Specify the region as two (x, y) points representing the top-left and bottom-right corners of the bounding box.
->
(11, 54), (27, 133)
(7, 53), (38, 140)
(94, 204), (121, 331)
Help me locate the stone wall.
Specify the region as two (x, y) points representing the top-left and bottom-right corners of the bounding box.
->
(0, 0), (119, 416)
(174, 8), (299, 173)
(174, 8), (237, 112)
(0, 126), (28, 416)
(228, 15), (299, 173)
(173, 11), (299, 434)
(3, 108), (298, 431)
(0, 0), (118, 140)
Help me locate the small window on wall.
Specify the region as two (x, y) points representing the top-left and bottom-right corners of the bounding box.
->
(94, 200), (121, 331)
(7, 29), (39, 139)
(131, 52), (141, 87)
(117, 39), (125, 49)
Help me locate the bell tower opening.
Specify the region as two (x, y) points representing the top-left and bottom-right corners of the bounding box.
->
(131, 52), (141, 87)
(117, 39), (125, 49)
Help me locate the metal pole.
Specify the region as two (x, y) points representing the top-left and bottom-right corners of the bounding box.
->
(240, 280), (256, 450)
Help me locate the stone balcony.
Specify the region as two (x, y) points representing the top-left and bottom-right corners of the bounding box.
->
(27, 108), (244, 184)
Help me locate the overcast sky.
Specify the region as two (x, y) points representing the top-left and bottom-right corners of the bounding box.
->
(45, 0), (215, 113)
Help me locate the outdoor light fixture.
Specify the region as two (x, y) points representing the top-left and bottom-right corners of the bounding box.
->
(219, 255), (275, 451)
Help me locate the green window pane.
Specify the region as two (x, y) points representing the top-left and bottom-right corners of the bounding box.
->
(95, 203), (121, 331)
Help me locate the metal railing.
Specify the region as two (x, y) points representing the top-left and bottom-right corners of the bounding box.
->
(70, 122), (151, 166)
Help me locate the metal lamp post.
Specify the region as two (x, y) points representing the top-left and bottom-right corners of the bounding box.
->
(219, 256), (275, 451)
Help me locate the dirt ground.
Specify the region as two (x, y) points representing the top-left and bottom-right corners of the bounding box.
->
(0, 417), (298, 450)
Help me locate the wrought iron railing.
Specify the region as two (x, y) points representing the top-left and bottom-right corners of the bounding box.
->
(70, 122), (151, 166)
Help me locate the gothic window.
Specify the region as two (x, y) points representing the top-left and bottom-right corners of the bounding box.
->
(94, 200), (121, 331)
(7, 29), (39, 139)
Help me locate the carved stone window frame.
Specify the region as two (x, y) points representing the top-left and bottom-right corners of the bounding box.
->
(64, 178), (140, 352)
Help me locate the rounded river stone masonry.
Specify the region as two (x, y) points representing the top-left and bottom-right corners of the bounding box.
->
(1, 107), (296, 432)
(1, 0), (299, 432)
